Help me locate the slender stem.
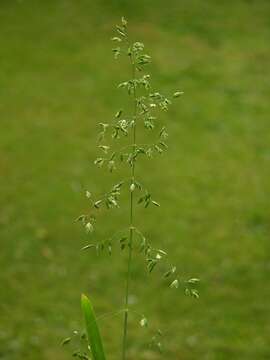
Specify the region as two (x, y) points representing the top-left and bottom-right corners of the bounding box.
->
(122, 53), (137, 360)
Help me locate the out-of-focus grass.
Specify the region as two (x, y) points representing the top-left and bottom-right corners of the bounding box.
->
(0, 1), (270, 359)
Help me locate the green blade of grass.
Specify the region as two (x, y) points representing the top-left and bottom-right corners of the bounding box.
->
(81, 294), (106, 360)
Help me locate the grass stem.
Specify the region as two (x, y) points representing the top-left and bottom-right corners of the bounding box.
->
(121, 54), (137, 360)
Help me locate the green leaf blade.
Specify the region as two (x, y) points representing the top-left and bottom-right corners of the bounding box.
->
(81, 294), (106, 360)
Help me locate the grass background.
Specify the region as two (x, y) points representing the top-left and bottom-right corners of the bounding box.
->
(1, 0), (270, 359)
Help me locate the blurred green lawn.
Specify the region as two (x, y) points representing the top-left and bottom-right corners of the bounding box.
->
(1, 1), (270, 359)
